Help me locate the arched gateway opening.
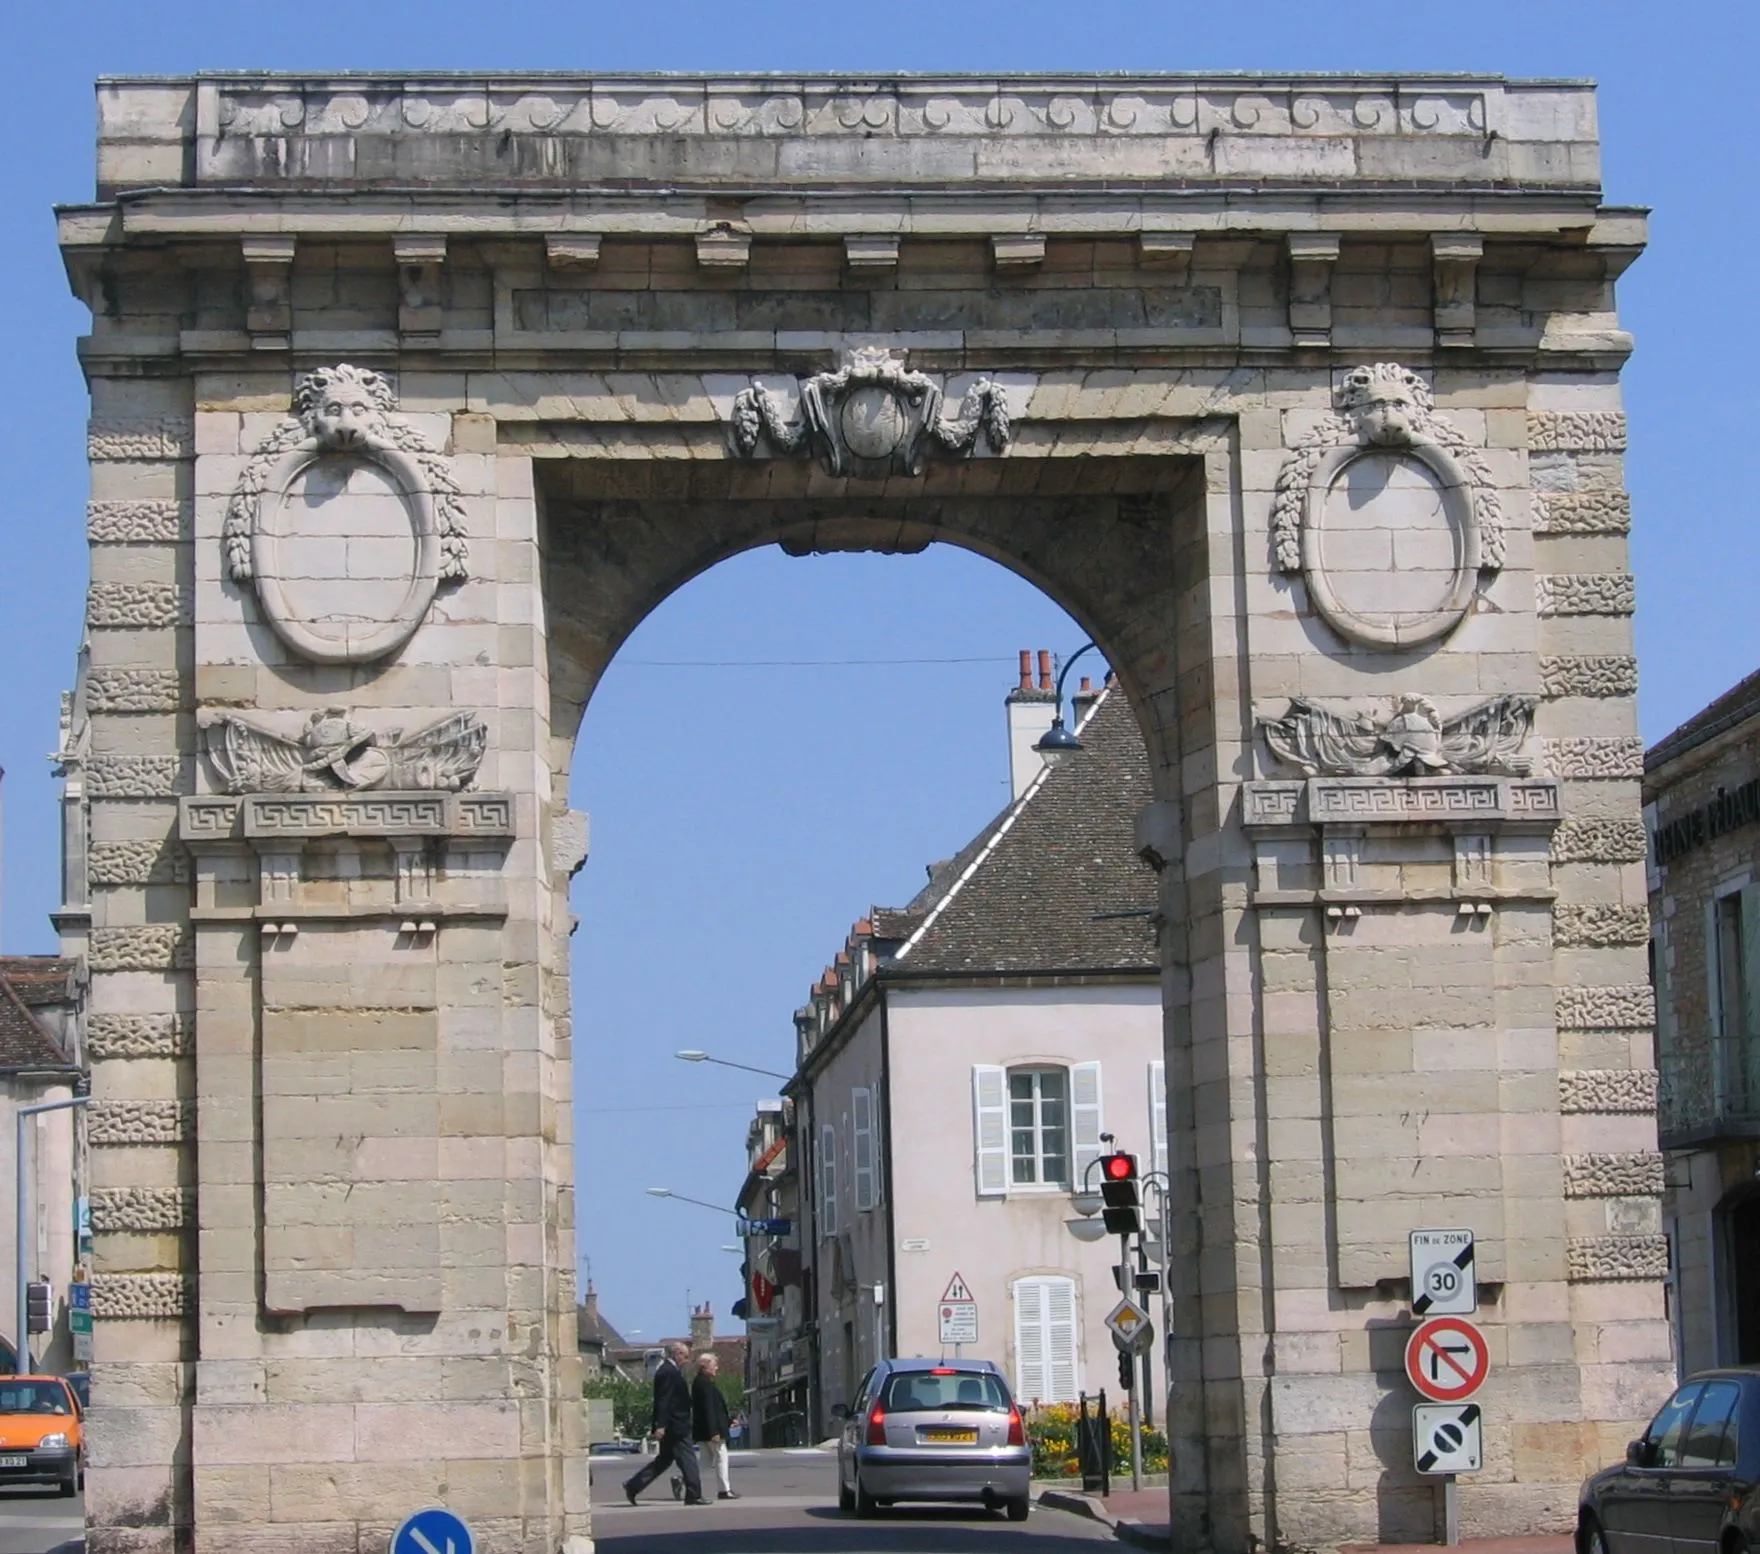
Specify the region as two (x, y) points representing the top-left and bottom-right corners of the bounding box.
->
(62, 69), (1666, 1554)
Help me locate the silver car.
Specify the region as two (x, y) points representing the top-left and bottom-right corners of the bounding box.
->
(835, 1358), (1032, 1520)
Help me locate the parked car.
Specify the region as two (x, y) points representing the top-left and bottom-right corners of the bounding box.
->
(0, 1376), (83, 1496)
(1579, 1368), (1760, 1554)
(64, 1375), (89, 1411)
(835, 1358), (1030, 1521)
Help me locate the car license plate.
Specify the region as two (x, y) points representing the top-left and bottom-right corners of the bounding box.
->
(921, 1428), (977, 1443)
(0, 1456), (26, 1468)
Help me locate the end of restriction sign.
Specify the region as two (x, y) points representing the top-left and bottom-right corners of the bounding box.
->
(1414, 1403), (1483, 1474)
(1410, 1227), (1477, 1316)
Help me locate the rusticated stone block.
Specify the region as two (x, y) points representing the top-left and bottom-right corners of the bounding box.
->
(91, 1274), (189, 1320)
(1539, 655), (1638, 698)
(89, 840), (188, 887)
(1532, 491), (1631, 535)
(1528, 410), (1627, 452)
(1556, 983), (1655, 1029)
(86, 668), (183, 713)
(1536, 573), (1636, 616)
(87, 499), (185, 543)
(88, 1100), (192, 1146)
(86, 756), (185, 798)
(1551, 818), (1648, 864)
(90, 1187), (190, 1234)
(87, 420), (193, 460)
(1560, 1068), (1659, 1114)
(89, 925), (194, 972)
(1544, 738), (1645, 779)
(1554, 905), (1649, 948)
(1567, 1235), (1667, 1281)
(87, 1014), (191, 1061)
(87, 583), (190, 630)
(1563, 1152), (1664, 1197)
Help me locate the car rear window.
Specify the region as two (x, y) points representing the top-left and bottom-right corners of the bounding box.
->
(0, 1383), (71, 1415)
(882, 1371), (1010, 1413)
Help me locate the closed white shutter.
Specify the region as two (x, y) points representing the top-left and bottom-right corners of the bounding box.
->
(1148, 1060), (1168, 1180)
(1045, 1277), (1078, 1403)
(820, 1123), (838, 1237)
(852, 1087), (875, 1213)
(1070, 1061), (1104, 1190)
(811, 1123), (823, 1239)
(1014, 1275), (1079, 1406)
(972, 1065), (1008, 1197)
(1013, 1278), (1047, 1405)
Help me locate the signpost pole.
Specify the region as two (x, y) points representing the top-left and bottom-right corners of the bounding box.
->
(1123, 1231), (1142, 1491)
(14, 1096), (88, 1375)
(1444, 1473), (1459, 1546)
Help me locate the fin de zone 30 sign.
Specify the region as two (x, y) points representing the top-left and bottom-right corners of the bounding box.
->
(1404, 1316), (1489, 1404)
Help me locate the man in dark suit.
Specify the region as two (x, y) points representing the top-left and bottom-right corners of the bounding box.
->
(623, 1341), (704, 1506)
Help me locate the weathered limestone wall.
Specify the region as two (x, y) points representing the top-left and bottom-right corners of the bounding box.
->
(57, 71), (1665, 1554)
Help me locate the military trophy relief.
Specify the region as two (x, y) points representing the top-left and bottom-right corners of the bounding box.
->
(222, 364), (469, 667)
(730, 346), (1012, 476)
(1272, 362), (1505, 652)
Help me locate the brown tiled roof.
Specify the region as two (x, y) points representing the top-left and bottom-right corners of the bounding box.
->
(1648, 667), (1760, 774)
(892, 688), (1158, 975)
(0, 964), (77, 1072)
(0, 959), (77, 1007)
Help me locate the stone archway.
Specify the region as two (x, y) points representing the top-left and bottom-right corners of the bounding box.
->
(59, 70), (1667, 1554)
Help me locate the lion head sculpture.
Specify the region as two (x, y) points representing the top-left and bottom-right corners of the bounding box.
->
(1337, 362), (1433, 448)
(293, 364), (398, 452)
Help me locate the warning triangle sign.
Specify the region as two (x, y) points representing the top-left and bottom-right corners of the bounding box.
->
(942, 1273), (973, 1302)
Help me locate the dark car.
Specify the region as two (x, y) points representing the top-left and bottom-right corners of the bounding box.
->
(835, 1358), (1031, 1521)
(1579, 1369), (1760, 1554)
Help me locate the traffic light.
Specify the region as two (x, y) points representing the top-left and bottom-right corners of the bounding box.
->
(25, 1282), (51, 1335)
(1099, 1152), (1141, 1235)
(1118, 1350), (1134, 1390)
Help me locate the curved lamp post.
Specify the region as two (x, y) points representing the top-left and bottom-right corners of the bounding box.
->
(675, 1050), (791, 1082)
(1033, 640), (1102, 764)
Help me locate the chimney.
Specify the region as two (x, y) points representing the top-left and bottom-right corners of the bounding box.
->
(690, 1301), (714, 1351)
(1005, 648), (1057, 801)
(1071, 674), (1100, 729)
(582, 1281), (599, 1324)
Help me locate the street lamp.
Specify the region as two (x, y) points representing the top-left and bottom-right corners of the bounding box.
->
(646, 1186), (744, 1219)
(1032, 641), (1102, 765)
(674, 1050), (792, 1081)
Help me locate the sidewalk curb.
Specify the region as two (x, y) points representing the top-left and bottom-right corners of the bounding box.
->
(1035, 1488), (1173, 1551)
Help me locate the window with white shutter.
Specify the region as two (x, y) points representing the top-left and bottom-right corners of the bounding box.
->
(852, 1087), (875, 1213)
(1148, 1060), (1168, 1180)
(1070, 1061), (1104, 1191)
(820, 1122), (838, 1238)
(1013, 1275), (1079, 1406)
(972, 1065), (1008, 1197)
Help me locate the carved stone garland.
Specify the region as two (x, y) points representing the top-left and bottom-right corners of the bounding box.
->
(222, 365), (467, 665)
(1257, 693), (1538, 778)
(197, 707), (488, 795)
(1272, 363), (1504, 650)
(731, 346), (1011, 476)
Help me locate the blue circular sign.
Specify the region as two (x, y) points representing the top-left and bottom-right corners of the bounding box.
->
(391, 1508), (474, 1554)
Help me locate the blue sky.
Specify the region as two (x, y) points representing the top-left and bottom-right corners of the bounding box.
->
(1, 1), (1754, 1344)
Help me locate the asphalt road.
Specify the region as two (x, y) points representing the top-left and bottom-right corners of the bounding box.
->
(0, 1487), (81, 1554)
(589, 1446), (1116, 1552)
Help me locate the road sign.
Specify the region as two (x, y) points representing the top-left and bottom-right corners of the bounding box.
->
(68, 1283), (90, 1313)
(942, 1273), (973, 1302)
(745, 1217), (791, 1236)
(1410, 1228), (1477, 1316)
(71, 1330), (91, 1364)
(1414, 1403), (1483, 1474)
(1405, 1316), (1490, 1404)
(938, 1301), (978, 1345)
(1105, 1296), (1153, 1352)
(392, 1508), (475, 1554)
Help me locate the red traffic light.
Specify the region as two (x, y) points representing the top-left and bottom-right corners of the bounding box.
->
(1102, 1152), (1137, 1181)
